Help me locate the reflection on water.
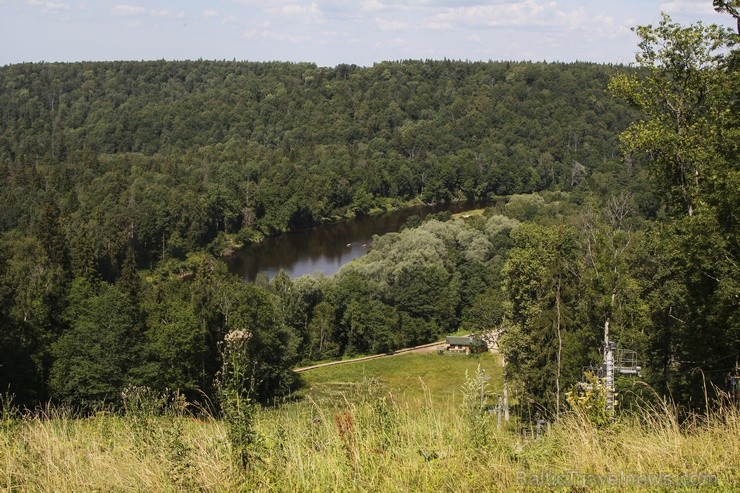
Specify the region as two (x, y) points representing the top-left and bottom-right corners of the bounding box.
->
(225, 201), (490, 281)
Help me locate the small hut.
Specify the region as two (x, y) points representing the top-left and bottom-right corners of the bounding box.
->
(445, 335), (486, 354)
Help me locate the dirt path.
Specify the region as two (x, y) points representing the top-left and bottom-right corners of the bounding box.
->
(293, 340), (447, 373)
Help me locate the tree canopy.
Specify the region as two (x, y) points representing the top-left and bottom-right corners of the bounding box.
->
(0, 31), (736, 415)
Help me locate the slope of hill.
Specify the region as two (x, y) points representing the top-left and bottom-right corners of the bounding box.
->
(2, 350), (738, 492)
(0, 60), (637, 259)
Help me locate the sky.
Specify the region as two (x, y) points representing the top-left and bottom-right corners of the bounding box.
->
(0, 1), (736, 67)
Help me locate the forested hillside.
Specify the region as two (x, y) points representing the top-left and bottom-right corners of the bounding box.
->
(0, 27), (736, 418)
(0, 60), (637, 263)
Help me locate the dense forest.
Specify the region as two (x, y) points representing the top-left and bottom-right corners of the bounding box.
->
(0, 11), (737, 418)
(0, 59), (639, 264)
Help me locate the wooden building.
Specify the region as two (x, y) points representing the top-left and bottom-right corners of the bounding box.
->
(445, 336), (487, 354)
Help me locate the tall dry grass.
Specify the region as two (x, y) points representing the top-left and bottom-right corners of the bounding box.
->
(1, 390), (738, 492)
(0, 406), (238, 492)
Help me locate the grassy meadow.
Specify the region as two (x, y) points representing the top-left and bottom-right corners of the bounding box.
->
(295, 351), (503, 407)
(1, 352), (739, 492)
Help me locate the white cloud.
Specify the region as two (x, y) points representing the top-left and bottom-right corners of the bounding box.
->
(149, 9), (186, 20)
(660, 0), (717, 17)
(266, 31), (308, 42)
(376, 17), (411, 31)
(9, 0), (733, 68)
(232, 0), (294, 6)
(279, 2), (324, 23)
(361, 0), (386, 11)
(26, 0), (70, 14)
(591, 11), (630, 39)
(375, 36), (407, 49)
(112, 6), (185, 21)
(421, 18), (453, 30)
(112, 5), (146, 17)
(282, 4), (305, 15)
(244, 28), (310, 43)
(424, 1), (578, 29)
(42, 1), (67, 10)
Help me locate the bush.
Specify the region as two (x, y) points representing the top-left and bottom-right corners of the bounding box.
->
(565, 372), (612, 428)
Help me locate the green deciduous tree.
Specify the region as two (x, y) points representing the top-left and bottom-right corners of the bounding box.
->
(713, 1), (740, 33)
(139, 289), (207, 399)
(343, 298), (400, 354)
(609, 14), (736, 219)
(611, 13), (739, 405)
(50, 281), (139, 407)
(307, 300), (339, 361)
(500, 224), (580, 416)
(227, 284), (299, 404)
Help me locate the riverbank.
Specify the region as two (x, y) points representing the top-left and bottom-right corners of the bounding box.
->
(221, 196), (503, 281)
(216, 196), (446, 258)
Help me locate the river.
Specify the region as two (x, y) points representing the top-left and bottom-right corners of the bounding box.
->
(225, 201), (490, 282)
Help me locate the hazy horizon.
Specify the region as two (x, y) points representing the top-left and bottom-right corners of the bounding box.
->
(1, 1), (736, 68)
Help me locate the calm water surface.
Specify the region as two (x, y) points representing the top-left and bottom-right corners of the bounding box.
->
(225, 201), (490, 281)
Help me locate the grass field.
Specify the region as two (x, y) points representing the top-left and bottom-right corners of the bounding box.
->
(2, 352), (739, 492)
(295, 351), (503, 408)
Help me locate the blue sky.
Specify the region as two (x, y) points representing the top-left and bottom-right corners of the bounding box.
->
(1, 1), (735, 67)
